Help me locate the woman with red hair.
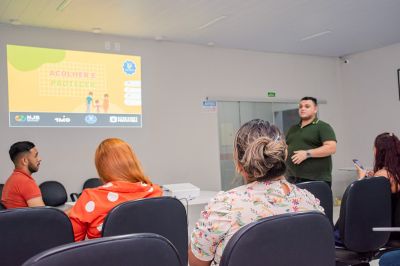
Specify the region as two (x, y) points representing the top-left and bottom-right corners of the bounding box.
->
(68, 138), (162, 241)
(355, 132), (400, 193)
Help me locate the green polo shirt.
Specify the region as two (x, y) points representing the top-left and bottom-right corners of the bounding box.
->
(285, 118), (336, 181)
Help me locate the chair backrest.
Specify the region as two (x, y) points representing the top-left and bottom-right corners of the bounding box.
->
(337, 176), (391, 252)
(220, 211), (335, 266)
(0, 207), (74, 266)
(83, 178), (102, 190)
(389, 194), (400, 241)
(392, 193), (400, 227)
(70, 178), (103, 202)
(0, 183), (4, 199)
(0, 184), (5, 210)
(297, 181), (333, 224)
(40, 181), (68, 206)
(22, 233), (182, 266)
(102, 196), (188, 265)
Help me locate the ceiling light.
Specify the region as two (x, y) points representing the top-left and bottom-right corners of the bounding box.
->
(56, 0), (73, 11)
(198, 16), (227, 30)
(91, 27), (102, 34)
(207, 42), (215, 47)
(301, 30), (332, 41)
(9, 19), (21, 25)
(154, 36), (165, 41)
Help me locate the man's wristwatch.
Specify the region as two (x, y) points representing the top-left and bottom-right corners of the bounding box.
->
(306, 150), (312, 159)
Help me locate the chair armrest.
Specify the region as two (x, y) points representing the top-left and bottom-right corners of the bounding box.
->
(70, 193), (80, 202)
(372, 227), (400, 232)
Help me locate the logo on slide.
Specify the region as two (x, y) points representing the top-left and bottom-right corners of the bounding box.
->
(55, 115), (71, 123)
(109, 116), (138, 123)
(109, 116), (118, 123)
(27, 115), (40, 122)
(84, 115), (97, 124)
(122, 60), (136, 76)
(15, 115), (27, 122)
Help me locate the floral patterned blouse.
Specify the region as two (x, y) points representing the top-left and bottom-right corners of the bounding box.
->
(190, 179), (324, 265)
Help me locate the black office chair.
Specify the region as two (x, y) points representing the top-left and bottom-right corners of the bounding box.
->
(369, 194), (400, 256)
(0, 207), (74, 266)
(386, 194), (400, 247)
(0, 183), (4, 199)
(297, 181), (334, 224)
(83, 177), (102, 189)
(335, 176), (392, 265)
(220, 211), (335, 266)
(39, 181), (68, 207)
(22, 233), (182, 266)
(70, 178), (102, 202)
(0, 184), (5, 210)
(102, 196), (188, 265)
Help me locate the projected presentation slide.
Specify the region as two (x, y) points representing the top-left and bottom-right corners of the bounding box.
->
(7, 44), (142, 127)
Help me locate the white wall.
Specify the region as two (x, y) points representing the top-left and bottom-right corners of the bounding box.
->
(340, 43), (400, 172)
(0, 24), (343, 195)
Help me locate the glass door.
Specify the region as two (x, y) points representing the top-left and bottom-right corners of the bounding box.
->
(217, 101), (242, 190)
(217, 101), (299, 191)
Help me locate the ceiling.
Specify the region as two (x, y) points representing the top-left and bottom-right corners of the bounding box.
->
(1, 0), (400, 57)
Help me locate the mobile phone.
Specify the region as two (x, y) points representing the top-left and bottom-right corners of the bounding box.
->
(352, 159), (365, 170)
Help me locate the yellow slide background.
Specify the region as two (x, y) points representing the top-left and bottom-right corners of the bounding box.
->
(7, 45), (142, 114)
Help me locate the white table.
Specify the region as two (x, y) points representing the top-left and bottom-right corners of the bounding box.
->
(338, 167), (357, 172)
(373, 227), (400, 232)
(338, 166), (372, 171)
(179, 190), (218, 205)
(55, 202), (74, 212)
(62, 190), (218, 207)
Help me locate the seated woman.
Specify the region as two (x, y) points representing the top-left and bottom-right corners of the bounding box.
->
(334, 133), (400, 247)
(188, 119), (324, 266)
(354, 132), (400, 193)
(68, 138), (162, 241)
(358, 133), (400, 243)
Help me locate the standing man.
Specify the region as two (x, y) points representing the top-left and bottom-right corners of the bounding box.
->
(1, 141), (45, 208)
(285, 97), (337, 186)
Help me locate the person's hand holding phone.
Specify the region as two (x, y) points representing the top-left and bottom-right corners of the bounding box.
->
(353, 159), (367, 180)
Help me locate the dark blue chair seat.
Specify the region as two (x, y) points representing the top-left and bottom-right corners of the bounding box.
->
(220, 211), (335, 266)
(70, 178), (102, 202)
(40, 181), (68, 207)
(23, 233), (182, 266)
(0, 207), (74, 266)
(335, 177), (392, 264)
(102, 196), (188, 265)
(297, 180), (334, 224)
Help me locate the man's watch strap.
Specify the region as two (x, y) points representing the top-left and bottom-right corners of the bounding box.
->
(306, 150), (312, 159)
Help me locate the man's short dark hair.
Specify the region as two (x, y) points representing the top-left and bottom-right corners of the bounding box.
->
(301, 96), (318, 105)
(9, 141), (35, 163)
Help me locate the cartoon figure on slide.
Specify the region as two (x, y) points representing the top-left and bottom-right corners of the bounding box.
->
(94, 99), (101, 113)
(102, 94), (109, 113)
(86, 91), (93, 113)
